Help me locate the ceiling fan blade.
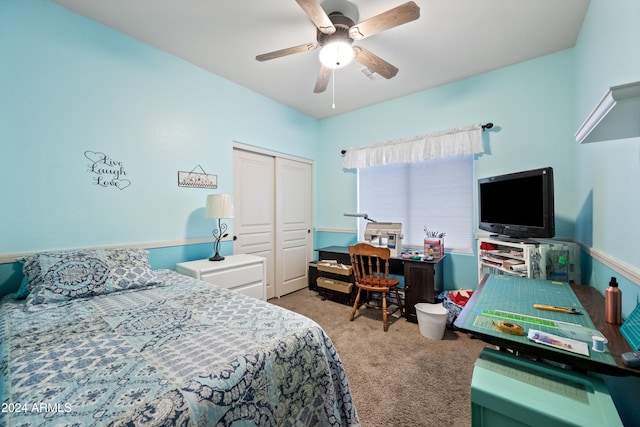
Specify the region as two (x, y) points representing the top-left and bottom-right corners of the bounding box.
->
(295, 0), (335, 34)
(256, 43), (318, 62)
(349, 1), (420, 40)
(313, 64), (331, 93)
(353, 47), (399, 79)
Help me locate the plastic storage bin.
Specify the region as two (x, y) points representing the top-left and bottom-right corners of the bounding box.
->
(424, 238), (444, 259)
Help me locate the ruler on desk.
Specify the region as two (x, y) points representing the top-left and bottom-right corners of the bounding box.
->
(481, 309), (558, 328)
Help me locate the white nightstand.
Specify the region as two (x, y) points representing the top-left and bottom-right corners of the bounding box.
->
(176, 254), (266, 300)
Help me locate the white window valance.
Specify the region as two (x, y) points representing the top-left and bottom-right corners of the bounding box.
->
(342, 124), (484, 169)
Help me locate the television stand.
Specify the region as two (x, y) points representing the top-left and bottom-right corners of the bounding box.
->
(479, 236), (581, 283)
(478, 236), (541, 281)
(488, 234), (540, 245)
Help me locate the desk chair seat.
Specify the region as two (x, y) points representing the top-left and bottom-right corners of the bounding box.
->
(349, 243), (403, 332)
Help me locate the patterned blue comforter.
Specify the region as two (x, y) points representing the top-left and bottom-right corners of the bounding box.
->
(0, 270), (360, 426)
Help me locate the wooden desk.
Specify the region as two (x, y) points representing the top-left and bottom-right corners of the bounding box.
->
(455, 274), (638, 376)
(570, 283), (636, 375)
(315, 246), (444, 323)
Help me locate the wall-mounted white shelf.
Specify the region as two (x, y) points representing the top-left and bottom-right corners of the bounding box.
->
(575, 81), (640, 143)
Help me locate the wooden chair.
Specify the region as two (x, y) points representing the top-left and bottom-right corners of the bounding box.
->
(349, 243), (404, 332)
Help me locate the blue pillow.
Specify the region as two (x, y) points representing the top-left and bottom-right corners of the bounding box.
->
(15, 254), (43, 299)
(24, 248), (160, 307)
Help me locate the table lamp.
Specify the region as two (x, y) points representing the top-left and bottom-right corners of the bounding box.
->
(206, 194), (234, 261)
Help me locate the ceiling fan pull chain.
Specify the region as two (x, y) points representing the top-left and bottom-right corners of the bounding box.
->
(332, 68), (336, 109)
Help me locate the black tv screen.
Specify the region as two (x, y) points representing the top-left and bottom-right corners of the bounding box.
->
(478, 167), (555, 239)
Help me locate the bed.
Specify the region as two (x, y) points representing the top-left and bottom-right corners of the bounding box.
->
(0, 248), (360, 426)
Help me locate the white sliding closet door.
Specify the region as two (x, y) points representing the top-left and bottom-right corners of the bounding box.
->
(233, 147), (313, 299)
(275, 157), (313, 297)
(233, 149), (275, 298)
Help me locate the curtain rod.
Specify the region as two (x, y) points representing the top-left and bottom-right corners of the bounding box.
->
(340, 122), (494, 155)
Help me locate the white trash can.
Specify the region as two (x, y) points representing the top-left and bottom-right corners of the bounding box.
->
(415, 303), (448, 340)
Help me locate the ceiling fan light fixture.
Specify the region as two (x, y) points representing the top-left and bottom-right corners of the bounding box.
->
(319, 40), (354, 69)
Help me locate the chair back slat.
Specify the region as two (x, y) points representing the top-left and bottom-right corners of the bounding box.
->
(349, 243), (391, 289)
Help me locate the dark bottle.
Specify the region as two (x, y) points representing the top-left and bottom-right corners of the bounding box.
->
(605, 277), (622, 324)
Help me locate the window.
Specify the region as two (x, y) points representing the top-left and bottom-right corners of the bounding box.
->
(358, 155), (474, 253)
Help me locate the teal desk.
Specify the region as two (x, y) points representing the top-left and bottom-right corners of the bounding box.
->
(455, 274), (629, 376)
(471, 348), (622, 427)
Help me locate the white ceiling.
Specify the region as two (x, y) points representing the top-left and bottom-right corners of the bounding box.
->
(52, 0), (589, 120)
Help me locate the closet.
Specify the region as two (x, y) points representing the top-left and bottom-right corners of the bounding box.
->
(233, 145), (313, 299)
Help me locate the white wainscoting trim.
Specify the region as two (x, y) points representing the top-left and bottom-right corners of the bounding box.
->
(315, 227), (356, 234)
(585, 245), (640, 286)
(0, 236), (227, 264)
(6, 236), (636, 286)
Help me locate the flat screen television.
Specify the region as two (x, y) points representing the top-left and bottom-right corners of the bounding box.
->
(478, 167), (555, 240)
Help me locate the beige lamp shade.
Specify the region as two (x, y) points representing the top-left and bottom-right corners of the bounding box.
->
(206, 194), (234, 219)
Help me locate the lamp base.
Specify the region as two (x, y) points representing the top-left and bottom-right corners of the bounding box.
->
(209, 253), (225, 262)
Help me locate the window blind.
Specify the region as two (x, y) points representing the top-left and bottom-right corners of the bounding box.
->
(348, 124), (483, 253)
(358, 155), (474, 253)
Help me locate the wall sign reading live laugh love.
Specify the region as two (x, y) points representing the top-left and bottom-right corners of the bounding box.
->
(84, 151), (131, 190)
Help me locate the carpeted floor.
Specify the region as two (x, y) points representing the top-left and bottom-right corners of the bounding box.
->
(270, 289), (491, 427)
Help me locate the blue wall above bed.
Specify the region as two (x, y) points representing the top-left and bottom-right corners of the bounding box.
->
(0, 0), (318, 256)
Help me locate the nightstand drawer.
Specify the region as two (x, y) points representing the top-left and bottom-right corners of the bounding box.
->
(176, 254), (266, 301)
(232, 281), (265, 300)
(200, 263), (263, 289)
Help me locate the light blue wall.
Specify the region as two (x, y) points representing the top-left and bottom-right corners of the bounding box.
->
(316, 49), (576, 289)
(572, 4), (640, 416)
(2, 0), (638, 421)
(2, 0), (639, 305)
(0, 0), (318, 294)
(572, 0), (640, 314)
(315, 1), (640, 301)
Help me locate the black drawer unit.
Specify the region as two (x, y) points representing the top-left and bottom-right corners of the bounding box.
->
(308, 262), (319, 291)
(313, 246), (444, 321)
(313, 246), (356, 305)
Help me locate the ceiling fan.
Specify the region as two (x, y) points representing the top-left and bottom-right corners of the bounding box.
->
(255, 0), (420, 93)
